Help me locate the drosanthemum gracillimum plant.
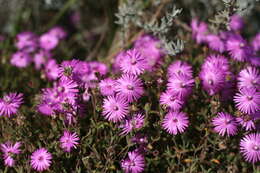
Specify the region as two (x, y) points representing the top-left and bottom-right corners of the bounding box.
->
(102, 95), (129, 122)
(212, 112), (238, 137)
(121, 150), (145, 173)
(0, 93), (23, 117)
(60, 131), (80, 152)
(1, 3), (260, 172)
(240, 133), (260, 163)
(0, 141), (21, 167)
(116, 74), (144, 103)
(162, 111), (189, 135)
(30, 148), (52, 172)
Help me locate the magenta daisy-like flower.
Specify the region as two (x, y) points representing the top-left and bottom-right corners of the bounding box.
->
(236, 114), (259, 131)
(49, 26), (67, 40)
(116, 74), (144, 103)
(44, 59), (59, 81)
(0, 93), (23, 117)
(134, 34), (164, 71)
(15, 31), (38, 53)
(240, 133), (260, 163)
(249, 56), (260, 67)
(120, 48), (147, 75)
(238, 66), (260, 90)
(199, 68), (226, 95)
(113, 51), (127, 73)
(167, 74), (194, 99)
(39, 32), (59, 51)
(33, 50), (52, 70)
(0, 142), (21, 167)
(102, 95), (129, 122)
(60, 131), (80, 152)
(57, 79), (78, 94)
(252, 33), (260, 51)
(30, 148), (52, 172)
(206, 34), (225, 53)
(159, 90), (184, 111)
(58, 60), (80, 80)
(202, 54), (230, 73)
(11, 51), (32, 68)
(234, 88), (260, 114)
(162, 111), (189, 135)
(212, 112), (238, 136)
(119, 113), (145, 135)
(99, 78), (116, 96)
(121, 150), (145, 173)
(226, 35), (252, 62)
(167, 60), (193, 78)
(229, 15), (244, 31)
(191, 19), (208, 44)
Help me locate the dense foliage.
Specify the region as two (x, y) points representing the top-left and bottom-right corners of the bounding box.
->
(0, 0), (259, 172)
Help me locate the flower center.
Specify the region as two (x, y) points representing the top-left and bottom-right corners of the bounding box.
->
(3, 96), (11, 103)
(170, 96), (175, 101)
(224, 119), (231, 124)
(180, 82), (186, 88)
(131, 59), (137, 65)
(38, 156), (44, 161)
(64, 67), (73, 76)
(58, 86), (65, 92)
(247, 96), (253, 100)
(53, 92), (59, 98)
(172, 118), (178, 123)
(253, 145), (259, 151)
(127, 85), (134, 90)
(239, 43), (245, 48)
(208, 79), (213, 85)
(113, 106), (119, 111)
(251, 80), (257, 85)
(130, 161), (135, 166)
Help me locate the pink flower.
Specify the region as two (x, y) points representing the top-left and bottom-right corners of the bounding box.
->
(120, 48), (147, 75)
(212, 112), (238, 136)
(99, 78), (116, 96)
(191, 19), (208, 44)
(234, 88), (260, 114)
(30, 148), (52, 172)
(162, 111), (189, 135)
(116, 74), (144, 103)
(39, 32), (59, 50)
(11, 51), (32, 68)
(60, 131), (80, 152)
(229, 15), (244, 31)
(240, 133), (260, 163)
(160, 90), (184, 111)
(0, 93), (23, 117)
(0, 142), (21, 167)
(121, 150), (145, 173)
(102, 95), (129, 122)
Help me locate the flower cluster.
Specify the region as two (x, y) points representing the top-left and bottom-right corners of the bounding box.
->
(38, 59), (107, 124)
(193, 16), (260, 164)
(11, 27), (67, 81)
(1, 130), (79, 171)
(191, 15), (259, 65)
(1, 11), (260, 173)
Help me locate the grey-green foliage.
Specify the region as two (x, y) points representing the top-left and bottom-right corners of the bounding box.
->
(142, 6), (182, 36)
(115, 0), (184, 56)
(141, 5), (184, 56)
(236, 0), (259, 15)
(115, 0), (142, 29)
(209, 0), (259, 32)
